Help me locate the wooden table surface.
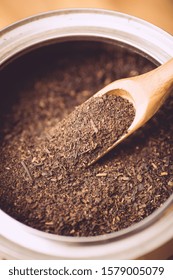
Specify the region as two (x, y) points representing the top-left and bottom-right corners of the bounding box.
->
(0, 0), (173, 34)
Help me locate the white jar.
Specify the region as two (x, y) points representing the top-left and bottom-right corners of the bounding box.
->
(0, 9), (173, 259)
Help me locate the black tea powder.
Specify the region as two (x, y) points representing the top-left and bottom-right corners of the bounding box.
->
(46, 94), (135, 170)
(0, 41), (172, 237)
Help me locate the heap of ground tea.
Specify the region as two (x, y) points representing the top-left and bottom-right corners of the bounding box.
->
(0, 41), (172, 237)
(45, 94), (135, 170)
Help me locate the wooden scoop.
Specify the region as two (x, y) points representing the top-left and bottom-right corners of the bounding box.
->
(90, 58), (173, 165)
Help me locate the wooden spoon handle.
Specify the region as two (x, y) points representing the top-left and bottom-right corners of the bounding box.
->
(137, 58), (173, 100)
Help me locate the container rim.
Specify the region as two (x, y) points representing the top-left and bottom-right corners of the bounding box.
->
(1, 8), (173, 65)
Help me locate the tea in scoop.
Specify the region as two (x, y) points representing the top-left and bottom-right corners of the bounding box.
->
(48, 93), (135, 170)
